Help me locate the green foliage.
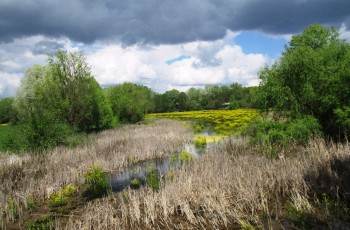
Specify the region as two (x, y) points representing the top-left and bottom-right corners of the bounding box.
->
(47, 184), (76, 208)
(130, 178), (141, 190)
(146, 164), (160, 191)
(26, 195), (38, 213)
(322, 193), (341, 218)
(244, 116), (320, 157)
(257, 24), (350, 139)
(285, 202), (312, 229)
(154, 83), (257, 113)
(0, 97), (17, 124)
(26, 215), (55, 230)
(194, 136), (207, 149)
(149, 109), (259, 135)
(107, 82), (154, 123)
(6, 197), (19, 222)
(10, 51), (114, 151)
(0, 125), (13, 152)
(238, 219), (255, 230)
(228, 99), (239, 110)
(84, 164), (108, 198)
(193, 122), (205, 133)
(179, 151), (193, 164)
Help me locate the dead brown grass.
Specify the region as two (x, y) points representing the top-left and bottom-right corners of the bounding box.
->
(0, 120), (191, 227)
(63, 138), (350, 229)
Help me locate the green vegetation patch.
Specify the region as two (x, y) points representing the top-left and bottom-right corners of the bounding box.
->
(148, 109), (260, 135)
(84, 164), (109, 198)
(26, 214), (56, 230)
(0, 125), (12, 152)
(47, 184), (77, 208)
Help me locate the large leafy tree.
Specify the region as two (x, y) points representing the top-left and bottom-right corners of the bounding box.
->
(107, 83), (154, 123)
(13, 51), (114, 150)
(258, 24), (350, 138)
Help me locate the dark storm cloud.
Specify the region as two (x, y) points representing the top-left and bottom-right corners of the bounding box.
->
(0, 0), (349, 45)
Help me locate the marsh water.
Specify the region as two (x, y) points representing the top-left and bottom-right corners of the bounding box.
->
(107, 143), (203, 192)
(108, 122), (222, 192)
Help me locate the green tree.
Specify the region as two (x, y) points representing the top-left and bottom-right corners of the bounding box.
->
(186, 88), (203, 110)
(0, 97), (17, 124)
(107, 83), (154, 123)
(11, 51), (114, 151)
(257, 24), (350, 139)
(48, 51), (113, 132)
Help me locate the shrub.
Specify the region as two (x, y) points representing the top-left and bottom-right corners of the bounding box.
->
(285, 202), (313, 229)
(26, 195), (38, 213)
(194, 136), (207, 149)
(47, 184), (76, 208)
(146, 164), (160, 192)
(26, 215), (55, 230)
(84, 164), (109, 198)
(7, 197), (19, 222)
(47, 192), (67, 208)
(243, 116), (321, 155)
(130, 178), (141, 190)
(179, 151), (193, 164)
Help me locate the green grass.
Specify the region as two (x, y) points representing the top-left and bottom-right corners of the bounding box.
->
(0, 124), (12, 152)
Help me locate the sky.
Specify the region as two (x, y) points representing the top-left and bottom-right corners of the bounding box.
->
(1, 0), (350, 97)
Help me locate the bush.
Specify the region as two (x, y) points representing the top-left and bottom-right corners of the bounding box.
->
(26, 195), (38, 213)
(146, 164), (160, 192)
(194, 136), (207, 149)
(243, 116), (320, 157)
(130, 178), (141, 190)
(7, 197), (19, 222)
(47, 184), (76, 208)
(26, 215), (55, 230)
(84, 164), (109, 198)
(179, 151), (193, 164)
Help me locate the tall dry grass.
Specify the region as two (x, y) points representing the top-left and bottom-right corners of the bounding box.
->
(63, 138), (350, 229)
(0, 120), (191, 227)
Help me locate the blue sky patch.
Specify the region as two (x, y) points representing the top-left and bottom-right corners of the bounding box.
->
(233, 31), (288, 59)
(166, 55), (191, 65)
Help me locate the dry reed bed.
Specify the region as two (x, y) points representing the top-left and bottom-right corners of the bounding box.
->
(64, 138), (349, 229)
(0, 120), (192, 226)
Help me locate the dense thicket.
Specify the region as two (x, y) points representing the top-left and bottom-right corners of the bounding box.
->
(257, 24), (350, 139)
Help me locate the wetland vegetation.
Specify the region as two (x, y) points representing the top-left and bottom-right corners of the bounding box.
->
(0, 24), (350, 229)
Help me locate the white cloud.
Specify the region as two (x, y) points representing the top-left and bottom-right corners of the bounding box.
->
(0, 36), (76, 97)
(339, 23), (350, 42)
(0, 72), (22, 97)
(0, 32), (270, 97)
(87, 32), (269, 92)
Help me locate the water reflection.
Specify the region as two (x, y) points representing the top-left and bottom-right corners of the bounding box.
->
(108, 132), (224, 192)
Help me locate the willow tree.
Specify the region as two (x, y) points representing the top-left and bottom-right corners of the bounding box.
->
(13, 51), (114, 151)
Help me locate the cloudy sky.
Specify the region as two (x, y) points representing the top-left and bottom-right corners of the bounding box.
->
(1, 0), (350, 97)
